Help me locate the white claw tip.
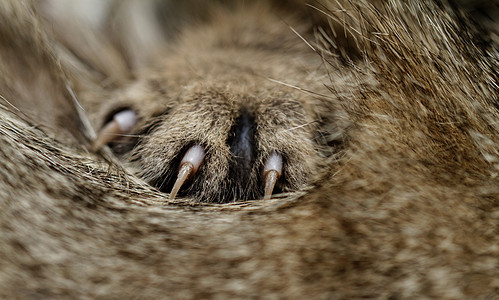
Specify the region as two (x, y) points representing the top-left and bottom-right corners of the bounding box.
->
(263, 151), (283, 176)
(113, 109), (137, 132)
(181, 144), (205, 173)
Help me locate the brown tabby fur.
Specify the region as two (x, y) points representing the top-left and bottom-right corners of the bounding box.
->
(0, 0), (497, 298)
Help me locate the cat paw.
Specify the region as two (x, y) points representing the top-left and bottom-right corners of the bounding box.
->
(92, 81), (324, 203)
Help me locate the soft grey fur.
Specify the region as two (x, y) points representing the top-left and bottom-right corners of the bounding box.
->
(0, 0), (497, 298)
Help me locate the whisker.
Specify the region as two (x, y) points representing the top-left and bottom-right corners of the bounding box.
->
(65, 83), (97, 140)
(0, 95), (42, 127)
(305, 4), (345, 21)
(102, 133), (146, 138)
(280, 120), (318, 133)
(289, 25), (316, 53)
(266, 77), (330, 98)
(0, 95), (21, 112)
(66, 83), (85, 111)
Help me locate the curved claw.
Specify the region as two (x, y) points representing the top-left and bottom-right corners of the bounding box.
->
(170, 163), (194, 200)
(170, 144), (205, 200)
(263, 170), (279, 200)
(262, 151), (283, 200)
(91, 110), (137, 151)
(91, 121), (122, 152)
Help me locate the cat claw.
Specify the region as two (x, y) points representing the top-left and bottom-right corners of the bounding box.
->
(263, 151), (282, 200)
(91, 110), (137, 151)
(170, 144), (205, 200)
(170, 147), (282, 201)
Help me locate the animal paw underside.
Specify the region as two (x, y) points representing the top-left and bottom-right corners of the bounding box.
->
(78, 2), (342, 203)
(93, 79), (338, 203)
